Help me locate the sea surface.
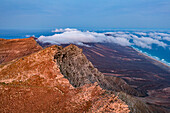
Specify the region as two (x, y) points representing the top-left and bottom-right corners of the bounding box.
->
(0, 28), (169, 66)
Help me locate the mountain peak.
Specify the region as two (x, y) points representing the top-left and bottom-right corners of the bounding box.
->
(0, 43), (130, 113)
(54, 44), (145, 97)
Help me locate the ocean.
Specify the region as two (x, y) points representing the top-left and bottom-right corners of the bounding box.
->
(0, 28), (169, 66)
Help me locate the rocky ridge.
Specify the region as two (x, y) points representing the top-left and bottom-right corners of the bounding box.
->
(0, 37), (42, 64)
(53, 44), (168, 113)
(0, 38), (167, 113)
(0, 44), (130, 113)
(54, 44), (145, 97)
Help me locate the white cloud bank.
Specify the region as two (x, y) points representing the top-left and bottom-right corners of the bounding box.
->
(38, 28), (131, 47)
(51, 28), (77, 32)
(38, 28), (169, 49)
(25, 35), (35, 37)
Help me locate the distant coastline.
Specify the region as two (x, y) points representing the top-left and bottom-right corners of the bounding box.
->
(0, 29), (170, 68)
(132, 47), (170, 72)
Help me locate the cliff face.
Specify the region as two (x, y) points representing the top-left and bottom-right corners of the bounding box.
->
(0, 45), (130, 113)
(54, 44), (145, 97)
(0, 37), (42, 64)
(38, 42), (170, 111)
(54, 44), (169, 112)
(78, 43), (170, 111)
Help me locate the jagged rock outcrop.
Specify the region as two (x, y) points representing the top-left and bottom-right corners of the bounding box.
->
(0, 45), (130, 113)
(54, 44), (145, 97)
(117, 92), (168, 113)
(0, 37), (42, 64)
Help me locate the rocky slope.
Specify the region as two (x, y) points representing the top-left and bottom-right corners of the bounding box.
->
(36, 42), (169, 112)
(1, 38), (168, 112)
(54, 44), (145, 97)
(0, 45), (130, 113)
(0, 37), (42, 64)
(78, 43), (170, 111)
(53, 44), (169, 113)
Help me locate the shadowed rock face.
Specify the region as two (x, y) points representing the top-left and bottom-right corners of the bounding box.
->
(54, 44), (146, 97)
(78, 43), (170, 110)
(0, 37), (42, 64)
(0, 45), (130, 113)
(117, 92), (168, 113)
(37, 43), (169, 113)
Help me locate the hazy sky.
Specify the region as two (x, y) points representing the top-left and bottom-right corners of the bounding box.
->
(0, 0), (170, 29)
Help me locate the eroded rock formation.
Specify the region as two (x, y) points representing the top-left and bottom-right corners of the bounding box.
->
(54, 44), (145, 97)
(1, 38), (167, 113)
(0, 45), (130, 113)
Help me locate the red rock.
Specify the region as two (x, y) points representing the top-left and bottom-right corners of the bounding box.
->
(0, 37), (42, 64)
(0, 45), (130, 113)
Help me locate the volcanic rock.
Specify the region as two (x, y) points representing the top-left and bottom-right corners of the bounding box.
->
(1, 38), (167, 112)
(0, 37), (42, 64)
(0, 45), (130, 113)
(54, 44), (145, 97)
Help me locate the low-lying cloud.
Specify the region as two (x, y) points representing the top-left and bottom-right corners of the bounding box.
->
(39, 28), (131, 46)
(52, 28), (77, 33)
(38, 28), (169, 49)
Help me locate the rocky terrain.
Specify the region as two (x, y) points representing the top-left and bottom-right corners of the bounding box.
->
(76, 43), (170, 111)
(54, 44), (145, 97)
(0, 38), (169, 113)
(38, 42), (170, 112)
(53, 44), (168, 112)
(0, 37), (42, 64)
(0, 39), (130, 113)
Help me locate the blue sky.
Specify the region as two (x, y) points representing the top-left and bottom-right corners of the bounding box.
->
(0, 0), (170, 29)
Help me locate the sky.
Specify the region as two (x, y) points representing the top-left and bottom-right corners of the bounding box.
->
(0, 0), (170, 30)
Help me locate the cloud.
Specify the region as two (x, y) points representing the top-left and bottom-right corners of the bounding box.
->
(135, 36), (167, 48)
(149, 32), (170, 37)
(25, 35), (35, 37)
(134, 32), (147, 36)
(52, 28), (77, 32)
(52, 28), (65, 32)
(163, 37), (170, 41)
(106, 32), (131, 39)
(148, 32), (170, 41)
(38, 29), (131, 46)
(109, 37), (131, 46)
(38, 28), (169, 49)
(39, 30), (105, 45)
(133, 40), (152, 49)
